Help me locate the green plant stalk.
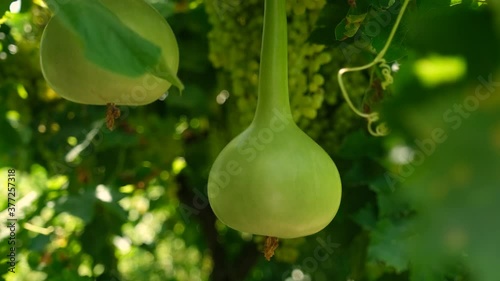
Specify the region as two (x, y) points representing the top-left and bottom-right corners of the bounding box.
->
(254, 0), (292, 125)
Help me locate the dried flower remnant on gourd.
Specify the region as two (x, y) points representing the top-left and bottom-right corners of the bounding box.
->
(106, 103), (121, 130)
(264, 236), (279, 261)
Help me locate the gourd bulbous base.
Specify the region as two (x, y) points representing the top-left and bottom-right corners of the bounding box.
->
(208, 113), (342, 239)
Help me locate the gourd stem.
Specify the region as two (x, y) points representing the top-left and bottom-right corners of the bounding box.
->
(338, 0), (410, 136)
(254, 0), (292, 124)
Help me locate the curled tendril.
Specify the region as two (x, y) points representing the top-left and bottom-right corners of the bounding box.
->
(367, 114), (390, 137)
(379, 61), (394, 90)
(337, 0), (410, 137)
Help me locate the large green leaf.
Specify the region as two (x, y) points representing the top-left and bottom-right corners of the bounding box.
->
(368, 219), (411, 273)
(382, 12), (500, 278)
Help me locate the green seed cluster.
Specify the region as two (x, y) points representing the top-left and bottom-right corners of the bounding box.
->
(299, 47), (368, 151)
(206, 0), (262, 129)
(286, 0), (330, 121)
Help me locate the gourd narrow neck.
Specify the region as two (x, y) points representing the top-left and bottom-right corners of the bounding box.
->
(254, 0), (292, 123)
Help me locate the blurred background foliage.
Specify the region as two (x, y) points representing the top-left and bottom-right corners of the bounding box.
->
(0, 0), (499, 281)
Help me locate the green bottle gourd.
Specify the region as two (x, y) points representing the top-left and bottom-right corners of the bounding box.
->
(40, 0), (179, 106)
(207, 0), (342, 239)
